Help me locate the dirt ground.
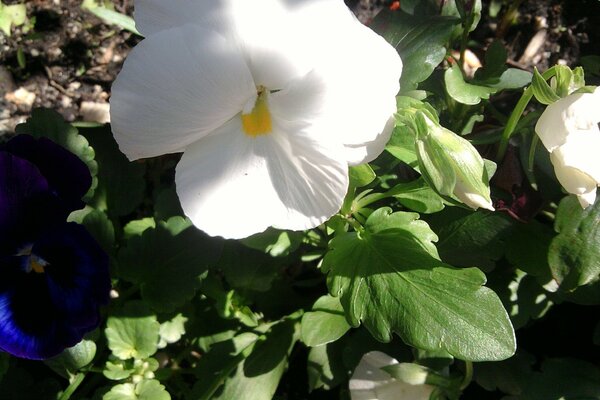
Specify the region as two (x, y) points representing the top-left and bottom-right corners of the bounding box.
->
(1, 0), (599, 135)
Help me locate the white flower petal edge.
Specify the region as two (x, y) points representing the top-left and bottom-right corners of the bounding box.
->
(535, 87), (600, 152)
(134, 0), (233, 37)
(349, 351), (435, 400)
(110, 24), (256, 160)
(535, 87), (600, 208)
(175, 119), (348, 239)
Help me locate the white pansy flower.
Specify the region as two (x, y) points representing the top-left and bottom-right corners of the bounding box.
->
(110, 0), (402, 239)
(535, 87), (600, 208)
(349, 351), (435, 400)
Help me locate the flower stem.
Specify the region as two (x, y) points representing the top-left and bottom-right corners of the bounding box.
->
(59, 373), (86, 400)
(496, 66), (558, 160)
(460, 360), (473, 391)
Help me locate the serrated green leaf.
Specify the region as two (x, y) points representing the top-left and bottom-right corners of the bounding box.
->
(323, 208), (515, 361)
(445, 64), (497, 105)
(79, 126), (146, 217)
(549, 195), (600, 290)
(15, 108), (98, 199)
(105, 302), (160, 360)
(371, 10), (459, 91)
(123, 218), (156, 239)
(103, 380), (170, 400)
(118, 217), (222, 312)
(158, 314), (188, 349)
(103, 360), (134, 381)
(301, 295), (351, 347)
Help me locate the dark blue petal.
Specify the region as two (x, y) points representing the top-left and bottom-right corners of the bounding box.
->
(0, 152), (65, 255)
(0, 223), (109, 360)
(4, 135), (92, 213)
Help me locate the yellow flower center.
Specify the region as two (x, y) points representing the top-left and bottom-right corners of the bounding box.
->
(241, 87), (272, 137)
(16, 245), (48, 274)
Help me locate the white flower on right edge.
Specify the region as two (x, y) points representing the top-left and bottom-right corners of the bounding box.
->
(349, 351), (434, 400)
(535, 87), (600, 208)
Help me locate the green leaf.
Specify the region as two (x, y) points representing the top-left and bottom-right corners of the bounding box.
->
(0, 3), (26, 35)
(474, 351), (535, 395)
(322, 208), (515, 361)
(444, 64), (497, 105)
(118, 217), (222, 313)
(531, 68), (561, 105)
(214, 319), (299, 400)
(44, 339), (97, 379)
(105, 301), (160, 360)
(549, 195), (600, 291)
(389, 178), (445, 214)
(518, 358), (600, 400)
(349, 164), (377, 188)
(505, 220), (554, 280)
(217, 241), (281, 292)
(158, 314), (188, 349)
(307, 341), (346, 392)
(301, 295), (351, 347)
(103, 380), (171, 400)
(191, 332), (260, 400)
(386, 125), (419, 168)
(82, 209), (115, 256)
(103, 360), (134, 381)
(82, 0), (141, 35)
(487, 68), (532, 90)
(240, 228), (302, 257)
(371, 10), (459, 91)
(80, 126), (146, 217)
(428, 208), (515, 270)
(123, 218), (156, 239)
(15, 108), (98, 199)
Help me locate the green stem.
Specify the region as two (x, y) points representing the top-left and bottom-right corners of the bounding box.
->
(496, 66), (558, 160)
(346, 217), (364, 233)
(460, 361), (473, 391)
(59, 373), (86, 400)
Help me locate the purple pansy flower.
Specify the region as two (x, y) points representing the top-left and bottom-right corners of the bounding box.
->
(0, 134), (110, 360)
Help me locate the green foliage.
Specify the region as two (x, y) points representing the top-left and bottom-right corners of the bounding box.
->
(301, 295), (351, 347)
(549, 195), (600, 291)
(371, 9), (459, 91)
(105, 302), (160, 360)
(118, 217), (222, 312)
(323, 208), (516, 361)
(0, 2), (26, 36)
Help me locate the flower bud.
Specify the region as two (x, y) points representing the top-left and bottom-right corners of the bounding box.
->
(535, 87), (600, 207)
(415, 113), (494, 210)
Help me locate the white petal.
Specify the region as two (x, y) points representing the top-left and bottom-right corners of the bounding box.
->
(110, 24), (256, 160)
(535, 87), (600, 151)
(228, 0), (316, 89)
(134, 0), (233, 37)
(578, 190), (597, 208)
(175, 117), (348, 239)
(454, 180), (495, 210)
(551, 130), (600, 183)
(349, 351), (434, 400)
(301, 5), (402, 165)
(550, 150), (598, 196)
